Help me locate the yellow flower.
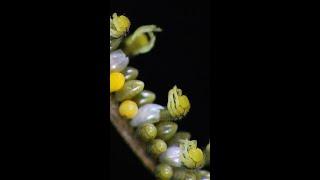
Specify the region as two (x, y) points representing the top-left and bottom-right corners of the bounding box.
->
(179, 140), (205, 169)
(167, 86), (191, 120)
(119, 100), (138, 119)
(110, 13), (131, 38)
(110, 72), (125, 93)
(123, 25), (162, 56)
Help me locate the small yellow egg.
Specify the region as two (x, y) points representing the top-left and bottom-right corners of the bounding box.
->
(110, 72), (125, 93)
(119, 100), (138, 119)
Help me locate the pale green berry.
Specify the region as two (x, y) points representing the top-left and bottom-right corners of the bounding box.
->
(155, 163), (173, 180)
(137, 123), (157, 142)
(148, 139), (167, 156)
(156, 121), (178, 141)
(133, 90), (156, 107)
(121, 66), (139, 81)
(115, 80), (144, 102)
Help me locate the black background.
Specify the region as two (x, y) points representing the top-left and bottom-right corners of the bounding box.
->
(2, 2), (109, 179)
(110, 0), (212, 179)
(1, 1), (317, 180)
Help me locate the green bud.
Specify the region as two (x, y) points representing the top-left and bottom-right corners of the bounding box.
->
(172, 168), (196, 180)
(115, 80), (144, 102)
(155, 163), (173, 180)
(156, 121), (178, 141)
(196, 170), (210, 180)
(137, 123), (157, 142)
(133, 90), (156, 107)
(167, 131), (191, 146)
(121, 66), (139, 81)
(148, 139), (167, 156)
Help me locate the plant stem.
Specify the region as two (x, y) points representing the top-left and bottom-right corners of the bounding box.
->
(110, 96), (157, 172)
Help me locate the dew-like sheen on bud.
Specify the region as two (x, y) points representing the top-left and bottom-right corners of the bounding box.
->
(115, 80), (144, 102)
(156, 121), (178, 141)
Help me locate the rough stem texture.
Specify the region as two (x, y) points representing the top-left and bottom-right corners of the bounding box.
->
(110, 95), (157, 172)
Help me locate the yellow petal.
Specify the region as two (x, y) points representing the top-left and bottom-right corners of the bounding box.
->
(189, 148), (204, 163)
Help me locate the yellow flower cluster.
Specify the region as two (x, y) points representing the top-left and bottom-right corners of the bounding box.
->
(167, 86), (191, 120)
(123, 25), (162, 56)
(110, 13), (131, 39)
(179, 140), (205, 169)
